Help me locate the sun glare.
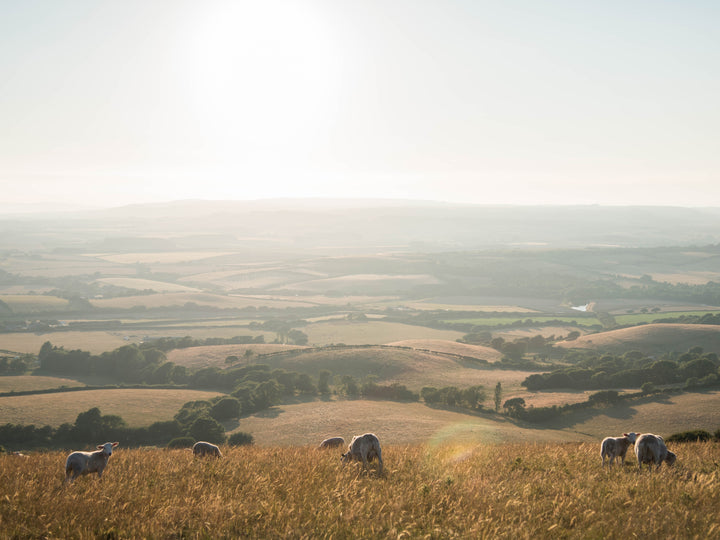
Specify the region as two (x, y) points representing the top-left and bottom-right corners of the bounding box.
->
(181, 1), (342, 156)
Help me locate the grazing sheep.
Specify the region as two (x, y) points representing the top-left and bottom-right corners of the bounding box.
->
(192, 441), (223, 458)
(635, 433), (677, 471)
(318, 437), (345, 449)
(600, 432), (638, 467)
(65, 442), (119, 483)
(341, 433), (383, 474)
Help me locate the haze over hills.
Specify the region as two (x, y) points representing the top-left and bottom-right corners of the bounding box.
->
(3, 199), (720, 254)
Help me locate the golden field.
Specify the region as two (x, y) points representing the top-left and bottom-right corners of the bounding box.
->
(0, 389), (222, 428)
(0, 442), (718, 539)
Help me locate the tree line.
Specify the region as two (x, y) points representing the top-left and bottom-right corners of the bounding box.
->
(521, 348), (720, 391)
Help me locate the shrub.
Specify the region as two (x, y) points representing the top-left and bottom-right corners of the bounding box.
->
(640, 382), (657, 394)
(667, 430), (712, 443)
(228, 432), (254, 446)
(588, 390), (620, 405)
(210, 397), (242, 420)
(188, 417), (225, 445)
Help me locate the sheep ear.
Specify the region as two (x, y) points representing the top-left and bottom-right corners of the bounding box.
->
(112, 442), (119, 447)
(97, 445), (104, 450)
(623, 433), (629, 437)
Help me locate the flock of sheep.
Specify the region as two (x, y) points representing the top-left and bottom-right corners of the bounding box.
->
(63, 430), (674, 484)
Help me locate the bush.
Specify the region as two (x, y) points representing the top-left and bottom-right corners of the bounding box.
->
(640, 382), (657, 394)
(667, 430), (712, 443)
(188, 417), (225, 445)
(167, 437), (195, 449)
(588, 390), (620, 405)
(210, 397), (242, 420)
(228, 432), (254, 446)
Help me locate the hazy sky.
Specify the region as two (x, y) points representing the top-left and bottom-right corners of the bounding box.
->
(1, 0), (718, 210)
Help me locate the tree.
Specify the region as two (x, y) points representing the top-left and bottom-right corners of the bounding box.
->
(210, 397), (241, 420)
(340, 375), (359, 398)
(421, 386), (440, 404)
(318, 370), (331, 394)
(566, 331), (581, 341)
(641, 382), (657, 394)
(503, 397), (526, 417)
(188, 417), (225, 445)
(148, 361), (175, 384)
(225, 355), (239, 365)
(296, 373), (317, 394)
(494, 382), (502, 412)
(287, 329), (308, 346)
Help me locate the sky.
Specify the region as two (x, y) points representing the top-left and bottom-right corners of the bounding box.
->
(1, 0), (719, 211)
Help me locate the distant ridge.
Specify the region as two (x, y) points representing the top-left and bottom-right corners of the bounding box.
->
(4, 199), (720, 252)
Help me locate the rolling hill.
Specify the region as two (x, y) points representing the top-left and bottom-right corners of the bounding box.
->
(555, 323), (720, 355)
(227, 389), (720, 447)
(386, 339), (503, 362)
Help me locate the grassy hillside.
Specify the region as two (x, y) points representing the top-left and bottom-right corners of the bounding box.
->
(228, 400), (583, 447)
(386, 339), (503, 362)
(303, 320), (465, 346)
(229, 391), (720, 447)
(0, 375), (85, 393)
(166, 343), (306, 369)
(1, 442), (717, 538)
(0, 389), (221, 428)
(541, 390), (720, 439)
(555, 323), (720, 355)
(234, 345), (531, 391)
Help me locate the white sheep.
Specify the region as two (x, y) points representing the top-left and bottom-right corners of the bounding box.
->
(635, 433), (676, 471)
(600, 432), (638, 467)
(318, 437), (345, 449)
(341, 433), (383, 474)
(192, 441), (223, 458)
(65, 442), (119, 483)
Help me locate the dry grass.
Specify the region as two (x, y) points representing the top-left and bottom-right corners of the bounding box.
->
(387, 339), (503, 362)
(93, 277), (200, 293)
(402, 301), (538, 312)
(1, 442), (718, 538)
(91, 292), (318, 309)
(233, 346), (532, 392)
(91, 251), (239, 264)
(229, 390), (720, 450)
(167, 344), (306, 369)
(550, 390), (720, 438)
(0, 376), (85, 393)
(555, 323), (720, 355)
(304, 320), (464, 346)
(0, 331), (128, 355)
(0, 389), (221, 428)
(230, 400), (579, 447)
(0, 294), (69, 312)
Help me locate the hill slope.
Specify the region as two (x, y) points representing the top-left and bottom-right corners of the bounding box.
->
(228, 345), (531, 391)
(555, 323), (720, 354)
(229, 390), (720, 447)
(386, 339), (502, 362)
